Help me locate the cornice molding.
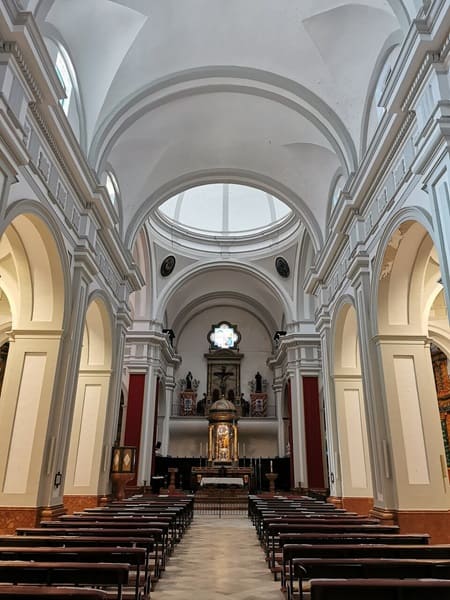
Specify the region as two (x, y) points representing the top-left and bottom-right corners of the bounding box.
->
(0, 40), (42, 102)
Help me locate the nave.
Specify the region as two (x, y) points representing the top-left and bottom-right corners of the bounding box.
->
(152, 516), (283, 600)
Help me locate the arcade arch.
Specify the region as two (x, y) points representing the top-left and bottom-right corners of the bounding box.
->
(0, 213), (66, 508)
(375, 220), (450, 534)
(64, 296), (114, 509)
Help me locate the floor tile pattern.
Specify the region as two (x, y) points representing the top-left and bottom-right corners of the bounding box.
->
(153, 516), (284, 599)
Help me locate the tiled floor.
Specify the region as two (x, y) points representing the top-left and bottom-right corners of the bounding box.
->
(152, 515), (284, 599)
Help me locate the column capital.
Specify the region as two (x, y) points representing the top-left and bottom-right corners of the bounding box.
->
(347, 251), (371, 287)
(315, 306), (332, 333)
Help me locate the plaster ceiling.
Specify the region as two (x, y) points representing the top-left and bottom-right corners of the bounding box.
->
(34, 0), (409, 249)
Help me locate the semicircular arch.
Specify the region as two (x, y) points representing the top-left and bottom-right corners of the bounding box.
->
(372, 206), (437, 337)
(90, 67), (358, 177)
(127, 169), (323, 253)
(157, 260), (294, 326)
(0, 203), (70, 331)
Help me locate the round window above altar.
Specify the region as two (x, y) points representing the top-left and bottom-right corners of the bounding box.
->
(158, 183), (291, 236)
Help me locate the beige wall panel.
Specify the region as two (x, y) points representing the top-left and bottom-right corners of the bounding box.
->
(3, 353), (46, 494)
(393, 356), (430, 485)
(73, 385), (101, 487)
(344, 388), (368, 489)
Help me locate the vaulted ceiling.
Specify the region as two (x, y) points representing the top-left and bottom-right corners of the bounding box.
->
(33, 0), (412, 249)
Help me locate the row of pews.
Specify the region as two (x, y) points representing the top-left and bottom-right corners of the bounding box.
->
(249, 494), (450, 599)
(0, 494), (194, 599)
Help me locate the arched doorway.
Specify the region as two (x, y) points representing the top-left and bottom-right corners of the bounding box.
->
(64, 296), (113, 512)
(332, 302), (373, 513)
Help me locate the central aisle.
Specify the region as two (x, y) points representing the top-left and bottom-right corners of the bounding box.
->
(152, 515), (284, 599)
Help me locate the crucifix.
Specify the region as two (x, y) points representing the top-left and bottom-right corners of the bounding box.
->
(213, 365), (234, 395)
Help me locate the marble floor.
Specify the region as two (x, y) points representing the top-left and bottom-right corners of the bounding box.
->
(152, 515), (284, 599)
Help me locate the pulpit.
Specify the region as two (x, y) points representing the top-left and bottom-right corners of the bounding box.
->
(110, 446), (136, 500)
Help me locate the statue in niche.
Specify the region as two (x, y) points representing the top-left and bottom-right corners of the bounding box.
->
(216, 424), (230, 461)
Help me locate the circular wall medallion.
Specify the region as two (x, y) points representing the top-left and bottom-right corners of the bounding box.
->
(275, 256), (290, 278)
(160, 255), (176, 277)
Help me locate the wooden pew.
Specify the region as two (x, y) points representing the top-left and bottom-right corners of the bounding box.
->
(265, 523), (400, 574)
(0, 547), (146, 600)
(283, 544), (450, 600)
(0, 561), (129, 600)
(309, 579), (450, 600)
(52, 516), (177, 552)
(10, 530), (162, 584)
(72, 509), (184, 541)
(293, 558), (450, 600)
(0, 587), (110, 598)
(259, 516), (380, 545)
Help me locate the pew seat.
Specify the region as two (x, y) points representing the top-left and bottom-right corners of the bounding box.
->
(0, 586), (110, 598)
(293, 558), (450, 600)
(0, 562), (129, 600)
(282, 544), (450, 599)
(309, 578), (450, 600)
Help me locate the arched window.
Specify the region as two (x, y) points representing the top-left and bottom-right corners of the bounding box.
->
(331, 174), (345, 208)
(373, 45), (400, 122)
(55, 50), (73, 115)
(105, 171), (119, 207)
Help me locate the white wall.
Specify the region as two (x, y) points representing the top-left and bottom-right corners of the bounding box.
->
(175, 305), (273, 400)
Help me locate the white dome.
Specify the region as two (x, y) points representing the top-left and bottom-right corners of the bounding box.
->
(158, 184), (291, 235)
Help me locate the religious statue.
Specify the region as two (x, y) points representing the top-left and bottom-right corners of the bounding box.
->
(255, 371), (262, 393)
(213, 365), (234, 396)
(216, 424), (230, 461)
(248, 371), (267, 393)
(186, 371), (193, 390)
(240, 393), (250, 417)
(196, 393), (207, 415)
(178, 371), (199, 392)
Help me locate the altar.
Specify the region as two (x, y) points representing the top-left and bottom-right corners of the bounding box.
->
(200, 477), (244, 487)
(191, 465), (253, 489)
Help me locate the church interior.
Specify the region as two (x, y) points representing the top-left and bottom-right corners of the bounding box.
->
(0, 0), (450, 597)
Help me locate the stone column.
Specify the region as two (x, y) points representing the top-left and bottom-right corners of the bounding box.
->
(37, 257), (93, 518)
(273, 380), (285, 457)
(287, 356), (308, 489)
(316, 308), (342, 501)
(377, 335), (450, 539)
(96, 308), (131, 495)
(161, 369), (176, 456)
(349, 254), (396, 516)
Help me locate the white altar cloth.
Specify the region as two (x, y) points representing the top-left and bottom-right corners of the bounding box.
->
(200, 477), (244, 487)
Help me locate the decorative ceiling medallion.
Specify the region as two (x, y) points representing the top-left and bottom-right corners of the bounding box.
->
(275, 256), (290, 278)
(160, 255), (176, 277)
